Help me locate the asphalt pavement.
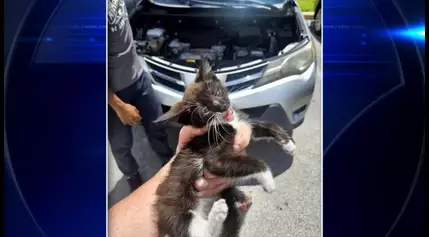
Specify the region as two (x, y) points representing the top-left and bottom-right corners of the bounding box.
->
(108, 32), (321, 237)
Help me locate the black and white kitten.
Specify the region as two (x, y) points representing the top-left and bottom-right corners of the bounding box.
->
(154, 60), (296, 237)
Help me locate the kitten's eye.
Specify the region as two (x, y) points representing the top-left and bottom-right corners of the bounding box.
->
(215, 89), (221, 96)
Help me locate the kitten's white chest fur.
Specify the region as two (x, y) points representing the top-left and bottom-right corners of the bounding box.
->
(188, 197), (228, 237)
(227, 110), (251, 132)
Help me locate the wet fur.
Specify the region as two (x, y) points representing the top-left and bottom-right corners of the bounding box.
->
(154, 60), (295, 237)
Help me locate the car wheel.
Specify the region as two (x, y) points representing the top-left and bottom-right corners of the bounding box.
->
(314, 8), (321, 36)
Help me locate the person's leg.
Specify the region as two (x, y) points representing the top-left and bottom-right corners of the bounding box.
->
(132, 71), (174, 164)
(108, 85), (142, 191)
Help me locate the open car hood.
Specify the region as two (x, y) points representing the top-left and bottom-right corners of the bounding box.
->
(147, 0), (288, 7)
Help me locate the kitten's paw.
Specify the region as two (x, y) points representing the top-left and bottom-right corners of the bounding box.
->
(259, 170), (276, 193)
(209, 199), (229, 222)
(234, 193), (253, 212)
(262, 180), (276, 193)
(282, 140), (296, 155)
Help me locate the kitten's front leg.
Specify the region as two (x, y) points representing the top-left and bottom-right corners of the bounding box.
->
(205, 155), (275, 193)
(250, 120), (296, 155)
(206, 199), (228, 237)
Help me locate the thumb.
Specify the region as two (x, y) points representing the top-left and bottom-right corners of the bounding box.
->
(195, 178), (208, 190)
(175, 144), (183, 154)
(192, 127), (208, 136)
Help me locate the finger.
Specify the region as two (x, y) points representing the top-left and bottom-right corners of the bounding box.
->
(130, 119), (140, 125)
(183, 126), (207, 138)
(134, 114), (142, 122)
(234, 132), (244, 151)
(177, 126), (208, 154)
(195, 177), (230, 191)
(194, 178), (208, 191)
(125, 119), (134, 126)
(205, 177), (231, 189)
(234, 132), (250, 153)
(198, 181), (232, 198)
(175, 144), (183, 154)
(192, 126), (208, 136)
(178, 126), (193, 143)
(203, 170), (218, 179)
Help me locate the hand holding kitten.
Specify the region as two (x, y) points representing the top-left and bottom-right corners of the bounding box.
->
(176, 123), (252, 197)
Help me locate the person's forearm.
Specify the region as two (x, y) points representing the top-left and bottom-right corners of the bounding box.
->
(108, 159), (173, 237)
(108, 176), (161, 237)
(108, 88), (125, 111)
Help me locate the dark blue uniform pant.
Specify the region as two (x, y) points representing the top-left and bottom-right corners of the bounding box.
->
(108, 72), (173, 177)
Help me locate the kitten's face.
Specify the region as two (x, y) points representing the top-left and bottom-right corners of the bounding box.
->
(155, 60), (233, 128)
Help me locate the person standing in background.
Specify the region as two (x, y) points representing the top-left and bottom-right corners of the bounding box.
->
(107, 0), (174, 192)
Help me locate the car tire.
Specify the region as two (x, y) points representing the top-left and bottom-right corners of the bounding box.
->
(314, 7), (321, 36)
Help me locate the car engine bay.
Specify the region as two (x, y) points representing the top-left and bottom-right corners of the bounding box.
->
(132, 4), (301, 63)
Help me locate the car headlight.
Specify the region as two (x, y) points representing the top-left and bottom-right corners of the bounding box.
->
(254, 39), (315, 88)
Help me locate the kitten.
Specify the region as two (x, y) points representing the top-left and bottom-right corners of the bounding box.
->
(154, 60), (296, 237)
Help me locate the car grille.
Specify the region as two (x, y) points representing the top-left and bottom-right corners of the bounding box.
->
(146, 61), (185, 92)
(146, 59), (266, 93)
(225, 65), (266, 92)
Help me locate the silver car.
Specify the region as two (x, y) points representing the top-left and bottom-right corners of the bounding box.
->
(129, 0), (317, 132)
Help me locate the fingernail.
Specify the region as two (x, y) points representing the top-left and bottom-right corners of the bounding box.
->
(196, 179), (208, 189)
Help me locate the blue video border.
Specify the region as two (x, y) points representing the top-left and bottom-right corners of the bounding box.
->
(323, 0), (425, 236)
(4, 0), (107, 236)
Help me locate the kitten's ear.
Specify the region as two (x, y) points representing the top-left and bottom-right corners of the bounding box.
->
(154, 101), (185, 124)
(195, 59), (213, 82)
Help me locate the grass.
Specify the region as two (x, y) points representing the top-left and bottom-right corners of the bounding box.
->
(296, 0), (316, 12)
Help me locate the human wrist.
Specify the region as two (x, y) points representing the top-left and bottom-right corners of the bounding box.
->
(110, 100), (126, 112)
(154, 156), (174, 181)
(108, 89), (126, 111)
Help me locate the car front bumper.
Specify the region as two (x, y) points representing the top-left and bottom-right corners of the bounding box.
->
(151, 61), (316, 131)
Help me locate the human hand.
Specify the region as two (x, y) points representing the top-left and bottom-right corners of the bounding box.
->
(115, 103), (142, 125)
(176, 123), (252, 197)
(232, 122), (252, 153)
(176, 126), (208, 154)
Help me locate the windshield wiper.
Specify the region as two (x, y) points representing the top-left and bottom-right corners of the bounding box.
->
(188, 0), (280, 11)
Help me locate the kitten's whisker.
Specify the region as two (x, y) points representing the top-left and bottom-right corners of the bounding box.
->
(197, 107), (205, 122)
(215, 117), (230, 144)
(206, 113), (217, 150)
(207, 119), (212, 150)
(190, 106), (199, 124)
(188, 100), (200, 106)
(211, 118), (219, 148)
(218, 118), (233, 136)
(210, 119), (218, 149)
(213, 117), (228, 144)
(175, 103), (193, 113)
(213, 121), (220, 147)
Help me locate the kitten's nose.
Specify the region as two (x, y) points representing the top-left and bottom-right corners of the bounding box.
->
(213, 100), (227, 111)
